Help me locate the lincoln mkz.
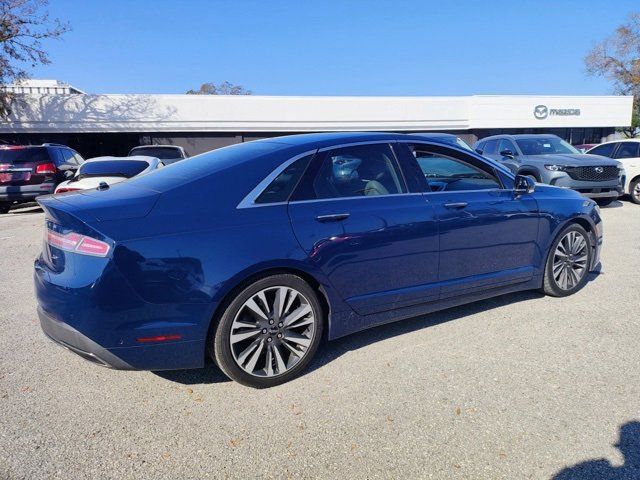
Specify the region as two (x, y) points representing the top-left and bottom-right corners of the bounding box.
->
(34, 133), (603, 387)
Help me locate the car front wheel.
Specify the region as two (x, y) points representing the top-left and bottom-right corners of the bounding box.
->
(630, 178), (640, 205)
(210, 273), (323, 388)
(542, 224), (592, 297)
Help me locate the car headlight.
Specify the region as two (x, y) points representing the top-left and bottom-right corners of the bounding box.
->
(545, 164), (567, 171)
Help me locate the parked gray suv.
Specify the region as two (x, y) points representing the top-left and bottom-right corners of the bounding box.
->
(474, 134), (623, 206)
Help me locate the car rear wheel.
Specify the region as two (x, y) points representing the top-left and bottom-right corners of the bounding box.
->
(630, 178), (640, 205)
(0, 202), (10, 214)
(210, 274), (323, 388)
(542, 224), (592, 297)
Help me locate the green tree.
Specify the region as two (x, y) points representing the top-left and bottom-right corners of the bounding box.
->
(585, 12), (640, 137)
(186, 81), (251, 95)
(0, 0), (69, 117)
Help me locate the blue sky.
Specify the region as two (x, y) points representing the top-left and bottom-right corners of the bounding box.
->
(33, 0), (638, 96)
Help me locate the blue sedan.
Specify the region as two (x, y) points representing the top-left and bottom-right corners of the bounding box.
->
(34, 132), (603, 388)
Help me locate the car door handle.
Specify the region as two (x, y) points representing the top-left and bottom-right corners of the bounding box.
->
(444, 202), (468, 209)
(315, 213), (350, 222)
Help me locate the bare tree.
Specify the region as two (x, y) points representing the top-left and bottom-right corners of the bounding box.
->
(585, 12), (640, 137)
(186, 81), (252, 95)
(0, 0), (69, 117)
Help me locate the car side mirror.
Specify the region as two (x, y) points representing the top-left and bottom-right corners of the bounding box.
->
(514, 174), (535, 195)
(475, 149), (483, 155)
(500, 149), (515, 158)
(63, 169), (75, 179)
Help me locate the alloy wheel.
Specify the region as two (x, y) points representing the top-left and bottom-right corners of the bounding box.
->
(552, 231), (589, 291)
(229, 286), (316, 377)
(633, 182), (640, 202)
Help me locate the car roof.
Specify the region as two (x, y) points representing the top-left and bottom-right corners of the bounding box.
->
(253, 132), (468, 150)
(130, 145), (183, 150)
(480, 134), (566, 141)
(85, 155), (157, 162)
(596, 138), (640, 145)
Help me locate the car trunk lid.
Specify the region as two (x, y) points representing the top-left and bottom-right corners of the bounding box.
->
(38, 181), (162, 223)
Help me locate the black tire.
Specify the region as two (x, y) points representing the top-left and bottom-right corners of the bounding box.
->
(210, 273), (324, 388)
(542, 223), (592, 297)
(0, 203), (10, 214)
(518, 171), (540, 182)
(595, 198), (615, 207)
(629, 178), (640, 205)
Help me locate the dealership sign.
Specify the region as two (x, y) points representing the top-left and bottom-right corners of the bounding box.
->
(534, 105), (581, 120)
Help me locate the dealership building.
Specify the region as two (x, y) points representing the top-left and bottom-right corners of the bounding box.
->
(0, 80), (633, 157)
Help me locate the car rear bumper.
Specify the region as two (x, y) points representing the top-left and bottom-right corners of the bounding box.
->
(38, 305), (205, 371)
(38, 306), (134, 369)
(0, 183), (55, 202)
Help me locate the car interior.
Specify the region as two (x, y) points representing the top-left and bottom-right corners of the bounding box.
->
(313, 147), (404, 198)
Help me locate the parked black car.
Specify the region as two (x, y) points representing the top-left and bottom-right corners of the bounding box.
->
(0, 144), (84, 213)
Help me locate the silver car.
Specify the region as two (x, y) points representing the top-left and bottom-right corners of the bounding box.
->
(474, 134), (623, 206)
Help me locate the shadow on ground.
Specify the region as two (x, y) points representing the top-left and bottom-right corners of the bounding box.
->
(3, 202), (43, 215)
(553, 421), (640, 480)
(157, 266), (603, 386)
(155, 288), (548, 385)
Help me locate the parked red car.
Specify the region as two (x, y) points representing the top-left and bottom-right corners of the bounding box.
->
(0, 144), (84, 213)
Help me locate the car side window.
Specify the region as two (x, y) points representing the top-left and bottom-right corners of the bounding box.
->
(589, 143), (616, 158)
(255, 154), (314, 204)
(49, 148), (64, 167)
(614, 142), (639, 159)
(408, 145), (501, 192)
(497, 139), (517, 155)
(301, 144), (406, 200)
(483, 139), (498, 155)
(53, 148), (77, 167)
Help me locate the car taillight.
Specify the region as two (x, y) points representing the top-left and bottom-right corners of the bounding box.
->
(55, 187), (81, 194)
(36, 162), (57, 174)
(46, 229), (111, 257)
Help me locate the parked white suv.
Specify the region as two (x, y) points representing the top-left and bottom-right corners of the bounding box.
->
(587, 140), (640, 204)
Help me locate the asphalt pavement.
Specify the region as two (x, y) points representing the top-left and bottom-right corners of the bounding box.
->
(1, 200), (639, 479)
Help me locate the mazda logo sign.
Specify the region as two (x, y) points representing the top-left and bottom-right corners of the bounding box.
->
(594, 167), (604, 174)
(534, 105), (548, 120)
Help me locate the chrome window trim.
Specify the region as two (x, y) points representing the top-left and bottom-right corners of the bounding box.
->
(237, 149), (317, 209)
(421, 188), (515, 196)
(289, 192), (424, 205)
(236, 140), (519, 210)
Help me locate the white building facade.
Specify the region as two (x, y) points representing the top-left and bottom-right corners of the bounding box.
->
(0, 88), (633, 157)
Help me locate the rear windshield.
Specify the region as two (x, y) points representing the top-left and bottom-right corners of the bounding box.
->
(130, 147), (183, 159)
(0, 147), (51, 164)
(78, 160), (149, 178)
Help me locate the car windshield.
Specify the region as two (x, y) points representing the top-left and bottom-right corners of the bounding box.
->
(515, 137), (580, 155)
(130, 147), (182, 159)
(78, 160), (149, 178)
(0, 147), (50, 164)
